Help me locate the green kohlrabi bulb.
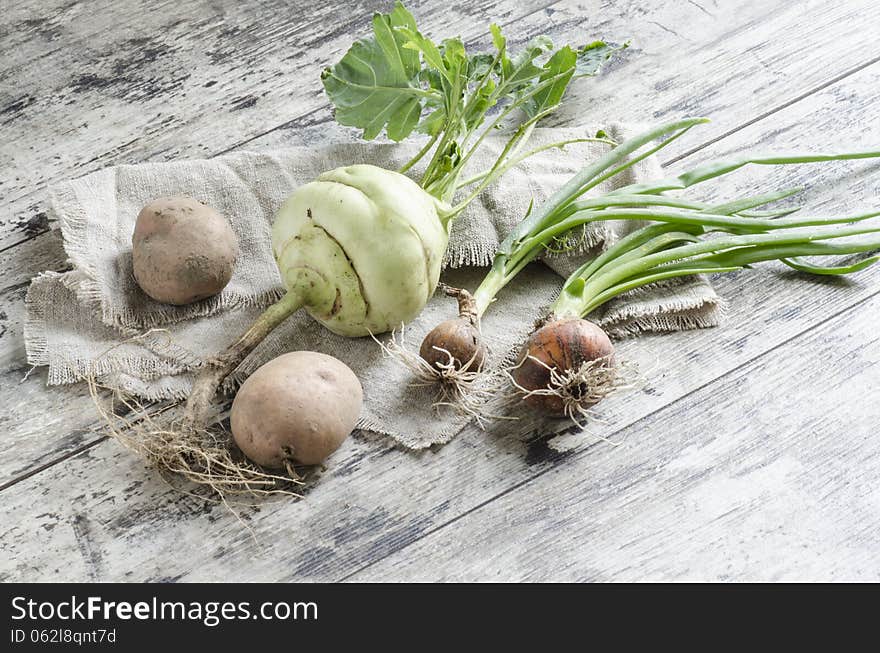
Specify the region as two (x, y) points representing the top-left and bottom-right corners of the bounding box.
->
(272, 164), (450, 337)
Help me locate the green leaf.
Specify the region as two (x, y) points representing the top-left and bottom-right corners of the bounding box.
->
(502, 35), (554, 91)
(400, 27), (447, 80)
(522, 45), (577, 118)
(782, 254), (880, 275)
(415, 67), (446, 135)
(441, 37), (468, 84)
(462, 77), (496, 131)
(467, 53), (496, 79)
(490, 23), (505, 53)
(417, 107), (446, 135)
(575, 40), (628, 77)
(321, 1), (630, 204)
(522, 40), (626, 118)
(321, 2), (427, 141)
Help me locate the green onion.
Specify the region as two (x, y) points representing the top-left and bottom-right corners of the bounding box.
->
(415, 117), (880, 420)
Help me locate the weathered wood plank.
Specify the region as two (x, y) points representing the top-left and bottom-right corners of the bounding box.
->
(0, 0), (559, 249)
(2, 257), (877, 581)
(241, 1), (880, 161)
(349, 295), (880, 582)
(4, 0), (880, 252)
(1, 0), (879, 582)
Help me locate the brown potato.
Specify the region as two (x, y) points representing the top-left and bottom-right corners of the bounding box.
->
(132, 196), (239, 305)
(231, 351), (363, 468)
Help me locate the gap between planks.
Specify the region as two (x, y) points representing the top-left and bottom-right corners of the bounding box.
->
(345, 294), (880, 581)
(2, 6), (879, 584)
(0, 0), (563, 256)
(662, 53), (880, 166)
(0, 435), (108, 493)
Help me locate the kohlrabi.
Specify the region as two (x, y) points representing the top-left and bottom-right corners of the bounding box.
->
(184, 2), (625, 427)
(274, 2), (624, 337)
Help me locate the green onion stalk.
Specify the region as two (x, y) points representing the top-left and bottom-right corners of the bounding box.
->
(417, 117), (880, 417)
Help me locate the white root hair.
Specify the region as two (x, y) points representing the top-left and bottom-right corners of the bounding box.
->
(504, 354), (640, 428)
(373, 328), (510, 427)
(87, 377), (304, 504)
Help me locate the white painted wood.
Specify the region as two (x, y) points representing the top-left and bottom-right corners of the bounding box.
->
(350, 295), (880, 582)
(0, 0), (559, 249)
(1, 0), (879, 582)
(1, 257), (877, 581)
(2, 0), (879, 479)
(3, 0), (879, 250)
(2, 58), (879, 483)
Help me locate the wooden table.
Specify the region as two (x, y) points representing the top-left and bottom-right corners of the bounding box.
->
(2, 0), (878, 582)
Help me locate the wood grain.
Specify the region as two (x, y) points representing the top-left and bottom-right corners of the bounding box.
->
(1, 0), (879, 582)
(3, 0), (879, 250)
(349, 294), (880, 582)
(0, 0), (555, 249)
(1, 0), (878, 479)
(2, 56), (878, 485)
(2, 257), (877, 581)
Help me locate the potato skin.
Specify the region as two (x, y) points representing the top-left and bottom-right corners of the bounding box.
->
(132, 196), (239, 305)
(230, 351), (363, 467)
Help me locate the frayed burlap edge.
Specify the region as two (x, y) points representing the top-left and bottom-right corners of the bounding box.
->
(49, 181), (287, 331)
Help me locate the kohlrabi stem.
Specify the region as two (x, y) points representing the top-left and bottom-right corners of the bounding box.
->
(445, 120), (540, 215)
(456, 65), (591, 175)
(427, 98), (537, 204)
(420, 91), (463, 192)
(182, 291), (305, 428)
(399, 131), (441, 174)
(426, 66), (606, 210)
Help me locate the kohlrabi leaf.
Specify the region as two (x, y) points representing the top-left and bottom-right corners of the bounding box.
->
(574, 40), (628, 77)
(462, 77), (496, 131)
(522, 40), (627, 118)
(467, 53), (496, 79)
(417, 103), (446, 135)
(490, 23), (505, 52)
(522, 46), (577, 118)
(502, 35), (554, 92)
(321, 2), (629, 203)
(321, 2), (426, 141)
(412, 48), (451, 135)
(400, 27), (448, 80)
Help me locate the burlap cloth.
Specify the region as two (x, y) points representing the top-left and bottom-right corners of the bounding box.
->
(24, 125), (722, 448)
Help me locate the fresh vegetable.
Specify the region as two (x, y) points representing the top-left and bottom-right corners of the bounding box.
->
(184, 2), (624, 427)
(132, 196), (238, 305)
(271, 2), (624, 338)
(418, 117), (880, 418)
(231, 352), (363, 467)
(512, 318), (613, 415)
(419, 284), (487, 371)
